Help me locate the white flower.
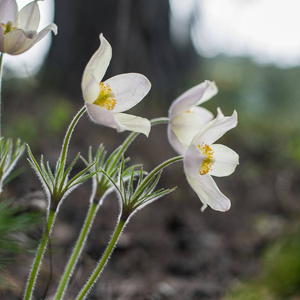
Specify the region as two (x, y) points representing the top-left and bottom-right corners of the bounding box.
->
(168, 80), (218, 155)
(0, 0), (57, 55)
(183, 108), (239, 212)
(82, 34), (151, 136)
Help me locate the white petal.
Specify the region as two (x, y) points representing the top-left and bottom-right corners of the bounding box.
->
(85, 103), (151, 136)
(11, 23), (57, 55)
(85, 102), (119, 129)
(82, 33), (111, 92)
(0, 0), (18, 24)
(185, 174), (231, 212)
(17, 1), (40, 31)
(113, 113), (151, 136)
(190, 106), (215, 123)
(193, 109), (238, 146)
(105, 73), (151, 112)
(82, 71), (100, 104)
(170, 107), (214, 153)
(200, 81), (218, 104)
(169, 80), (217, 119)
(167, 125), (187, 155)
(2, 28), (28, 54)
(183, 143), (205, 177)
(210, 144), (239, 177)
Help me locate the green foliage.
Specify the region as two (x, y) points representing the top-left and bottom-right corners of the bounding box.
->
(0, 198), (42, 268)
(225, 230), (300, 300)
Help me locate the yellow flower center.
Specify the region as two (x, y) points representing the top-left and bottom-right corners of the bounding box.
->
(93, 82), (116, 111)
(1, 21), (16, 35)
(198, 143), (214, 175)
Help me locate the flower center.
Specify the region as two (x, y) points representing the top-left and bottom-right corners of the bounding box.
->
(198, 143), (214, 175)
(1, 21), (16, 35)
(93, 82), (116, 111)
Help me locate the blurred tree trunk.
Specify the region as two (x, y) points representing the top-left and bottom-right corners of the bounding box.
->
(42, 0), (198, 107)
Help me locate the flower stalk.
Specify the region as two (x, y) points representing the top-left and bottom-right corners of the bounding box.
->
(75, 154), (182, 299)
(0, 53), (3, 137)
(24, 209), (56, 300)
(54, 200), (98, 300)
(75, 218), (126, 300)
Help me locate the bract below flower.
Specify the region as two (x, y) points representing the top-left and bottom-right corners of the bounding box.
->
(183, 108), (239, 212)
(82, 34), (151, 136)
(0, 0), (57, 55)
(168, 80), (218, 155)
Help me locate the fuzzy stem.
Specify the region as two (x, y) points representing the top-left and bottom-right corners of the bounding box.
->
(56, 106), (86, 184)
(23, 209), (56, 300)
(0, 53), (4, 137)
(150, 117), (169, 125)
(75, 219), (126, 300)
(54, 201), (98, 300)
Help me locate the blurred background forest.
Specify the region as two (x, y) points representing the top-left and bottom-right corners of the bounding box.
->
(1, 0), (300, 299)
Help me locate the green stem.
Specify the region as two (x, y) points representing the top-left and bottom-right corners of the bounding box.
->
(150, 117), (169, 125)
(54, 201), (98, 300)
(56, 106), (86, 183)
(24, 209), (56, 300)
(0, 53), (4, 137)
(75, 219), (126, 300)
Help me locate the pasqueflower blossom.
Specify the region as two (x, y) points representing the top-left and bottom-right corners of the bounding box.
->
(0, 0), (57, 55)
(183, 108), (239, 212)
(168, 80), (218, 155)
(82, 34), (151, 136)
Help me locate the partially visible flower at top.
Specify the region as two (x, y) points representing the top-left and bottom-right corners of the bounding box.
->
(82, 34), (151, 136)
(168, 80), (218, 155)
(183, 108), (239, 212)
(0, 0), (57, 55)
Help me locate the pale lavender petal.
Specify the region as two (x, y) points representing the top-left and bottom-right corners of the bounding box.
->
(184, 143), (206, 177)
(17, 1), (40, 31)
(85, 102), (120, 130)
(2, 28), (28, 54)
(167, 125), (187, 155)
(12, 23), (57, 55)
(113, 113), (151, 136)
(85, 102), (151, 135)
(169, 80), (216, 119)
(169, 106), (214, 154)
(185, 174), (231, 212)
(193, 109), (238, 146)
(210, 144), (239, 177)
(0, 0), (18, 24)
(82, 33), (111, 92)
(104, 73), (151, 112)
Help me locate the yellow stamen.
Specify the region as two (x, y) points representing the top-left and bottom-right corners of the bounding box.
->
(1, 21), (16, 34)
(93, 82), (116, 111)
(198, 143), (214, 175)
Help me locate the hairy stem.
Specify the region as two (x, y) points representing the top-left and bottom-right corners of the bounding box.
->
(75, 218), (126, 300)
(54, 201), (98, 300)
(0, 53), (4, 137)
(23, 209), (56, 300)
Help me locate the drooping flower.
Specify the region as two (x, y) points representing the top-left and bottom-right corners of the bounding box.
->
(82, 34), (151, 136)
(183, 108), (239, 212)
(168, 80), (218, 155)
(0, 0), (57, 55)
